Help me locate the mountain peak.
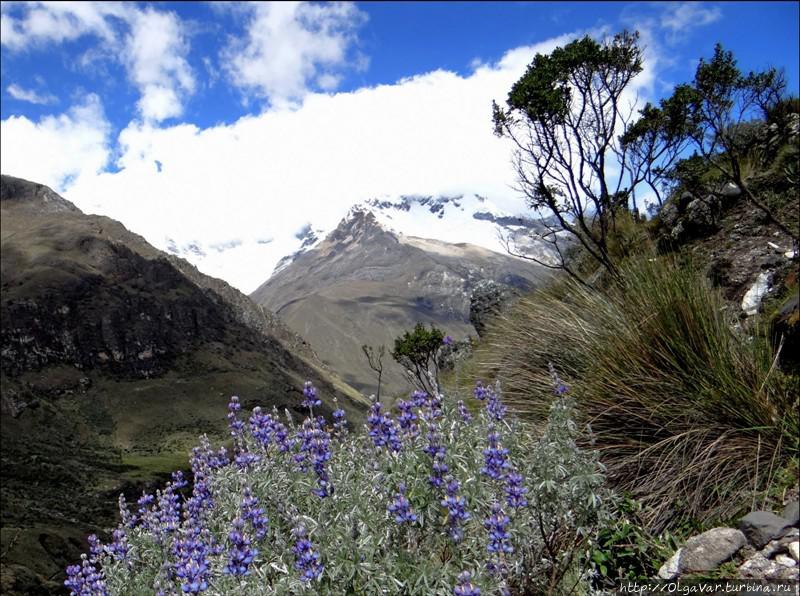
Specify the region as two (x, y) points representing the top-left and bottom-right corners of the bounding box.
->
(0, 174), (80, 214)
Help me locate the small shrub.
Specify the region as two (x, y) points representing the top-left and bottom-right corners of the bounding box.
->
(588, 496), (677, 589)
(65, 378), (609, 595)
(392, 323), (446, 394)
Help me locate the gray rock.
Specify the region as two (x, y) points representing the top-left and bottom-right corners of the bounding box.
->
(719, 182), (742, 200)
(783, 501), (799, 526)
(670, 221), (686, 242)
(659, 202), (680, 228)
(739, 553), (786, 579)
(739, 511), (795, 548)
(684, 194), (721, 235)
(788, 541), (799, 562)
(679, 527), (747, 573)
(775, 554), (796, 568)
(762, 538), (789, 558)
(658, 548), (683, 579)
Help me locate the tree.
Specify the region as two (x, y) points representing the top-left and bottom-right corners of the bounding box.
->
(493, 31), (666, 282)
(634, 44), (796, 240)
(391, 323), (445, 395)
(619, 86), (698, 207)
(361, 344), (385, 401)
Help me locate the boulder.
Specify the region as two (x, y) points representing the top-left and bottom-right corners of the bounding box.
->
(659, 201), (680, 229)
(679, 528), (747, 573)
(788, 541), (799, 562)
(783, 501), (800, 526)
(719, 182), (742, 202)
(658, 548), (683, 580)
(741, 271), (773, 317)
(738, 553), (797, 580)
(739, 511), (794, 548)
(683, 194), (720, 237)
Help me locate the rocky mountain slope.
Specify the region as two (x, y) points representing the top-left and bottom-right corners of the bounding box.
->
(0, 175), (368, 595)
(251, 207), (550, 398)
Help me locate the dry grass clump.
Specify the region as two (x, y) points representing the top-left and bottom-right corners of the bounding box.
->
(472, 256), (798, 529)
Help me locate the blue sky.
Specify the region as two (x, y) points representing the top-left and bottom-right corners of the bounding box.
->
(3, 2), (798, 132)
(1, 1), (798, 291)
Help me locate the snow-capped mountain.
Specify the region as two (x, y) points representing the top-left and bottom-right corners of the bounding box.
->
(163, 193), (560, 294)
(272, 193), (560, 277)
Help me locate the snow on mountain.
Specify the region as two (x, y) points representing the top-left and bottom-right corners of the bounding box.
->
(164, 193), (559, 294)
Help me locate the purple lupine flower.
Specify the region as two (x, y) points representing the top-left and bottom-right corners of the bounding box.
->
(223, 518), (258, 576)
(367, 400), (402, 452)
(154, 482), (181, 539)
(549, 363), (570, 395)
(302, 381), (321, 410)
(443, 335), (455, 346)
(484, 502), (513, 555)
(64, 564), (83, 595)
(425, 393), (443, 419)
(184, 477), (214, 523)
(249, 407), (275, 447)
(87, 534), (103, 563)
(387, 483), (417, 525)
(241, 488), (268, 541)
(411, 390), (428, 408)
(65, 556), (107, 596)
(308, 421), (334, 497)
(485, 387), (507, 421)
(172, 525), (211, 594)
(473, 381), (488, 401)
(429, 449), (449, 488)
(118, 494), (133, 528)
(106, 528), (128, 561)
(273, 420), (292, 452)
(442, 478), (471, 542)
(293, 417), (316, 472)
(481, 431), (510, 480)
(453, 571), (481, 596)
(292, 525), (324, 582)
(171, 470), (188, 490)
(457, 400), (472, 423)
(332, 397), (348, 436)
(504, 470), (528, 509)
(234, 450), (261, 470)
(136, 492), (156, 531)
(227, 396), (244, 439)
(191, 435), (229, 477)
(396, 399), (419, 438)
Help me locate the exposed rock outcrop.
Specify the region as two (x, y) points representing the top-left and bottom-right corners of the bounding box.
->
(657, 502), (800, 581)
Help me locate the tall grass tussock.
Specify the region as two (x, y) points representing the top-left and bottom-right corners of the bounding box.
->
(472, 256), (798, 529)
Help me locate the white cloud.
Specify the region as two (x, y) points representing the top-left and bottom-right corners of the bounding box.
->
(125, 7), (195, 122)
(45, 33), (587, 292)
(0, 94), (111, 190)
(660, 3), (722, 42)
(1, 28), (663, 293)
(1, 2), (193, 122)
(0, 1), (127, 50)
(223, 1), (368, 108)
(6, 83), (57, 105)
